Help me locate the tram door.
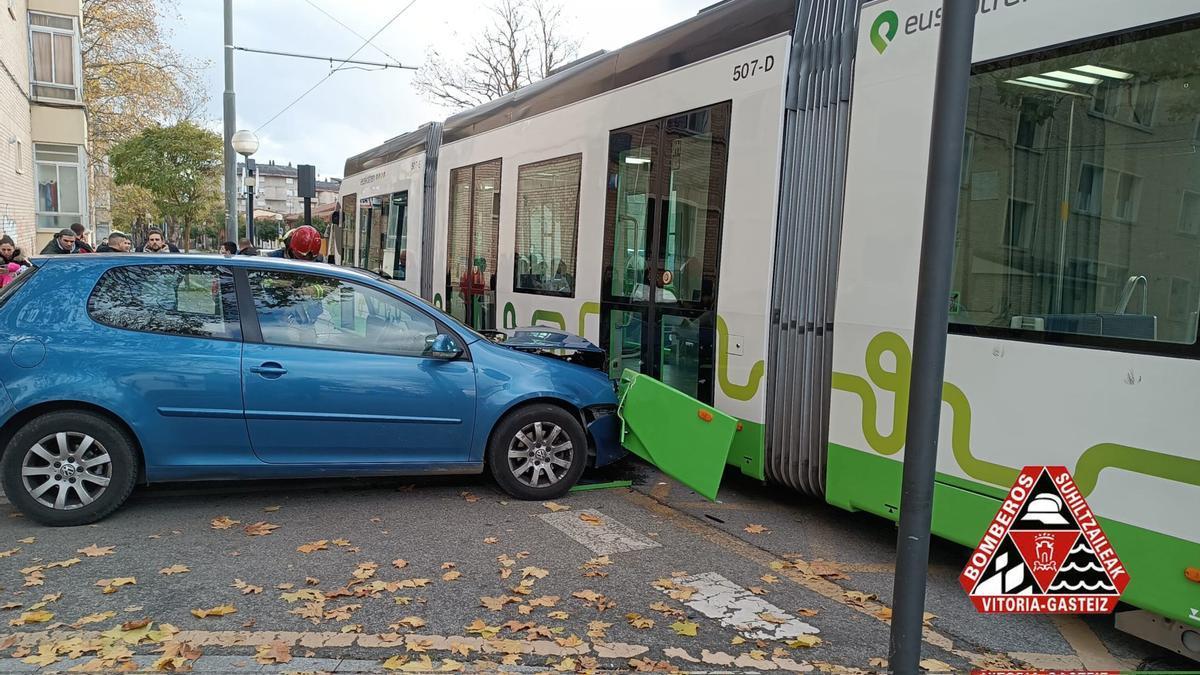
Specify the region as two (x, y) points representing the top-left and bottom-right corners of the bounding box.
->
(600, 102), (731, 404)
(446, 159), (502, 330)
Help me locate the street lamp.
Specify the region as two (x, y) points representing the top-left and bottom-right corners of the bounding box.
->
(232, 129), (259, 243)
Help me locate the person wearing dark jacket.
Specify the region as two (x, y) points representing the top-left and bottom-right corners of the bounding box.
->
(0, 235), (31, 267)
(70, 223), (94, 253)
(40, 229), (78, 254)
(95, 232), (131, 253)
(267, 226), (324, 261)
(220, 241), (238, 255)
(237, 238), (258, 256)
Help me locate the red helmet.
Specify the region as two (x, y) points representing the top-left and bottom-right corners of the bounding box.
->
(286, 225), (322, 259)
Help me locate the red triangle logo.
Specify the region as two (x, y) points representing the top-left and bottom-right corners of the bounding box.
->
(959, 466), (1130, 614)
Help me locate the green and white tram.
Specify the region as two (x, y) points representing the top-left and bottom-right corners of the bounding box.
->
(338, 0), (1200, 658)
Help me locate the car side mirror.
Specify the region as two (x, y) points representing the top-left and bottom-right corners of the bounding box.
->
(427, 333), (463, 360)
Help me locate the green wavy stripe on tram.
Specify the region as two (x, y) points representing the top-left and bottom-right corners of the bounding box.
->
(832, 331), (1200, 495)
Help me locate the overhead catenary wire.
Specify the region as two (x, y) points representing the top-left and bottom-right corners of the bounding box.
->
(254, 0), (419, 134)
(302, 0), (407, 68)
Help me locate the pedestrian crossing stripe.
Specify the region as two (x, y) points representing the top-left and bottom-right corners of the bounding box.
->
(959, 466), (1129, 614)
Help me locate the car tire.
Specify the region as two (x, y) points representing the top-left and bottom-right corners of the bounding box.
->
(1, 411), (138, 526)
(488, 403), (587, 500)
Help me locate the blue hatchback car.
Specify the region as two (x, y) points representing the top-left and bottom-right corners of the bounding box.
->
(0, 255), (623, 525)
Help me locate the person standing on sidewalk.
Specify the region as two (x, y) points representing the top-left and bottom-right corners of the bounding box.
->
(40, 229), (78, 254)
(0, 235), (31, 268)
(70, 223), (94, 253)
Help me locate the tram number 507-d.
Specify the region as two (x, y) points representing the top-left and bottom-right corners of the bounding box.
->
(732, 55), (774, 81)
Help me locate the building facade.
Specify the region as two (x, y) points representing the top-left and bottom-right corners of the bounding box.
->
(236, 160), (339, 220)
(0, 0), (88, 254)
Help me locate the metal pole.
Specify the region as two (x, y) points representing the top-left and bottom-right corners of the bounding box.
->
(888, 1), (976, 673)
(232, 46), (416, 70)
(304, 197), (312, 229)
(222, 0), (238, 241)
(247, 167), (256, 246)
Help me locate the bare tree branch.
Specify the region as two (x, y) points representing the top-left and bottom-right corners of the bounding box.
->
(413, 0), (579, 111)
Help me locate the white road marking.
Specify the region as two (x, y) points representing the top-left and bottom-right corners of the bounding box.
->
(664, 571), (819, 641)
(538, 508), (661, 555)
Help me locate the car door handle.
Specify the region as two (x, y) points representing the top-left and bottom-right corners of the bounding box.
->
(249, 362), (288, 378)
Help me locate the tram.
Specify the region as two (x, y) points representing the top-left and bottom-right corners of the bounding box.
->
(337, 0), (1200, 658)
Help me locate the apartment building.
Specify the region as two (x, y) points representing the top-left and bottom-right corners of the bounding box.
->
(236, 160), (340, 219)
(0, 0), (88, 254)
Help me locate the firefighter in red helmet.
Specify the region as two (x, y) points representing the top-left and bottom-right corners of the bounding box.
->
(267, 225), (323, 261)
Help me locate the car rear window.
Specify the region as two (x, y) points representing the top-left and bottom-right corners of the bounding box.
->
(87, 264), (241, 340)
(0, 265), (35, 310)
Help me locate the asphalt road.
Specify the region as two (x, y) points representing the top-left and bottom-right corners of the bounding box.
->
(0, 460), (1188, 673)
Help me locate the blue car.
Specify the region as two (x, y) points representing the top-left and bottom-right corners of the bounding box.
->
(0, 255), (623, 526)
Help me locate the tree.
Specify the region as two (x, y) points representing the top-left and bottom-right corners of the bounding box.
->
(110, 122), (222, 252)
(413, 0), (580, 110)
(82, 0), (203, 227)
(109, 184), (159, 239)
(254, 219), (281, 244)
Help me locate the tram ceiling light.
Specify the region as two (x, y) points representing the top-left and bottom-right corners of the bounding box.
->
(624, 157), (652, 165)
(1071, 64), (1134, 80)
(1015, 75), (1073, 89)
(1041, 69), (1103, 85)
(1005, 79), (1093, 97)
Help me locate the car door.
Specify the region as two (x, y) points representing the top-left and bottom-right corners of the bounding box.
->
(83, 263), (252, 470)
(239, 267), (477, 465)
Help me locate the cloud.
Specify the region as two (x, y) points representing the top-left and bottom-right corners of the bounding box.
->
(173, 0), (712, 179)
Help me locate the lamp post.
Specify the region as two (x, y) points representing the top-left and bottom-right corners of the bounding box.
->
(232, 129), (259, 244)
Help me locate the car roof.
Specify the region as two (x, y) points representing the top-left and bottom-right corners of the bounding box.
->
(31, 253), (383, 285)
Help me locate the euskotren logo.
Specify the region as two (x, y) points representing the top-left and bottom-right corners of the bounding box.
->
(871, 10), (899, 54)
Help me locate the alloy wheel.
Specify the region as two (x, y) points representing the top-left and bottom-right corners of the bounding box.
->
(507, 421), (573, 488)
(20, 432), (112, 510)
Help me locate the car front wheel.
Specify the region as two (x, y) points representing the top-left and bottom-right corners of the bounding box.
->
(1, 411), (138, 526)
(488, 403), (587, 500)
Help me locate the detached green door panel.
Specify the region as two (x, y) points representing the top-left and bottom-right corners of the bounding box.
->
(619, 369), (735, 500)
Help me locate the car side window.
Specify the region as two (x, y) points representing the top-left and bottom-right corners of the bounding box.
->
(247, 270), (441, 357)
(87, 265), (240, 340)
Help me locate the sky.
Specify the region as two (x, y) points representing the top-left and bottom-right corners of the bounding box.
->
(170, 0), (716, 180)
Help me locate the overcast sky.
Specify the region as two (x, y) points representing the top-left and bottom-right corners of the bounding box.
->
(171, 0), (715, 180)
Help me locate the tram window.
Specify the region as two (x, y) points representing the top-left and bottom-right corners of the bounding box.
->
(514, 154), (581, 297)
(951, 19), (1200, 352)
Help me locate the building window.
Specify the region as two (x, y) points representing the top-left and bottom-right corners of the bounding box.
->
(34, 143), (84, 231)
(28, 12), (80, 102)
(513, 154), (582, 297)
(285, 177), (293, 185)
(952, 19), (1200, 350)
(1180, 191), (1200, 236)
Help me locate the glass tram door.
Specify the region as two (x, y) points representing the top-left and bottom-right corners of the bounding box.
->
(446, 159), (502, 330)
(601, 103), (731, 404)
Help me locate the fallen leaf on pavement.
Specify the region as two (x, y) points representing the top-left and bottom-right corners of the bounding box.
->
(483, 537), (498, 544)
(845, 591), (877, 605)
(787, 635), (822, 648)
(480, 595), (517, 611)
(461, 491), (480, 502)
(392, 559), (409, 569)
(924, 612), (937, 624)
(232, 579), (262, 595)
(626, 613), (654, 629)
(555, 634), (584, 648)
(761, 574), (780, 583)
(281, 589), (323, 603)
(553, 657), (577, 671)
(209, 516), (239, 530)
(700, 649), (736, 666)
(18, 536), (35, 544)
(255, 641), (291, 664)
(394, 596), (412, 605)
(97, 577), (136, 593)
(8, 610), (53, 626)
(0, 602), (20, 610)
(352, 562), (379, 580)
(521, 566), (549, 580)
(869, 657), (888, 667)
(47, 557), (81, 568)
(190, 604), (236, 618)
(123, 618), (151, 631)
(77, 544), (114, 557)
(159, 565), (189, 575)
(242, 521), (278, 536)
(542, 501), (569, 512)
(73, 611), (116, 627)
(529, 595), (559, 607)
(263, 505), (281, 512)
(731, 636), (746, 645)
(21, 644), (57, 667)
(919, 658), (953, 673)
(442, 570), (462, 582)
(396, 578), (431, 589)
(0, 548), (18, 558)
(748, 586), (767, 595)
(744, 524), (769, 534)
(579, 513), (602, 525)
(548, 610), (570, 620)
(396, 616), (426, 629)
(671, 620), (699, 636)
(758, 612), (789, 625)
(305, 577), (319, 586)
(297, 540), (328, 554)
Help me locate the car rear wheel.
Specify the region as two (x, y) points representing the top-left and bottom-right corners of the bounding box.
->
(488, 404), (587, 500)
(1, 411), (138, 526)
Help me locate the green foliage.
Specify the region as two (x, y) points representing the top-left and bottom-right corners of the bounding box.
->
(110, 121), (223, 249)
(254, 218), (281, 243)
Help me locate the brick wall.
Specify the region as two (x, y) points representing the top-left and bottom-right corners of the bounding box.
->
(0, 0), (36, 253)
